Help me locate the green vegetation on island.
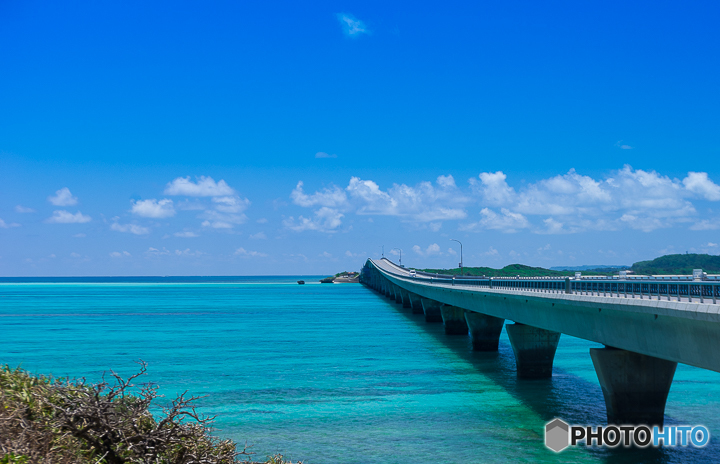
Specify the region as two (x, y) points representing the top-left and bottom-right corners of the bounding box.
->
(419, 264), (617, 277)
(0, 363), (300, 464)
(631, 253), (720, 275)
(418, 253), (720, 277)
(320, 271), (360, 283)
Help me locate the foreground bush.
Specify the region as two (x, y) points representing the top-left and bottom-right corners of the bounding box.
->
(0, 362), (299, 464)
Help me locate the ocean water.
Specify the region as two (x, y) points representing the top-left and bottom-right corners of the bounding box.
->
(1, 277), (719, 464)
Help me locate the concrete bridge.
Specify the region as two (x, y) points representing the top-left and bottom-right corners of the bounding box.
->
(361, 258), (720, 426)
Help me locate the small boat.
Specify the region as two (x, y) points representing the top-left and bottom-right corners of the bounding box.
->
(297, 280), (305, 285)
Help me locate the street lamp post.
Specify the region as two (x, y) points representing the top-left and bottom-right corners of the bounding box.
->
(450, 239), (463, 275)
(379, 245), (384, 257)
(392, 248), (403, 266)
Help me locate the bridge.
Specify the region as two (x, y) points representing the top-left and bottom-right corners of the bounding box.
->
(361, 258), (720, 426)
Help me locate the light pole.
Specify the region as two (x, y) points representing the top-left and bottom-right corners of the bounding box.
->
(379, 245), (384, 257)
(392, 248), (402, 266)
(450, 239), (463, 275)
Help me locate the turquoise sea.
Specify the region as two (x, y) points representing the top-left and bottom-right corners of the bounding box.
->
(1, 277), (719, 463)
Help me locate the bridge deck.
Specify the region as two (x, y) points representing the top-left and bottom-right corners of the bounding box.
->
(367, 258), (720, 373)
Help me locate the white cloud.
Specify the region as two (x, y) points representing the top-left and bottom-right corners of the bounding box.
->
(70, 252), (82, 258)
(111, 222), (150, 235)
(212, 196), (250, 213)
(286, 167), (720, 235)
(291, 181), (348, 208)
(234, 247), (268, 257)
(513, 169), (612, 216)
(346, 176), (467, 221)
(468, 166), (709, 233)
(15, 205), (35, 213)
(201, 220), (234, 229)
(73, 233), (86, 238)
(131, 199), (176, 218)
(320, 251), (333, 258)
(283, 207), (344, 233)
(256, 218), (268, 224)
(194, 196), (251, 228)
(616, 141), (633, 150)
(462, 208), (529, 233)
(485, 247), (499, 256)
(146, 247), (171, 256)
(46, 210), (91, 224)
(315, 152), (337, 158)
(249, 232), (267, 240)
(288, 175), (468, 232)
(337, 13), (369, 36)
(174, 199), (206, 211)
(690, 219), (720, 231)
(200, 209), (247, 228)
(620, 214), (667, 232)
(705, 242), (718, 247)
(0, 218), (21, 228)
(175, 248), (203, 256)
(471, 172), (516, 206)
(174, 231), (199, 238)
(345, 250), (366, 258)
(436, 175), (456, 189)
(412, 243), (441, 257)
(683, 172), (720, 201)
(109, 251), (131, 257)
(538, 218), (566, 234)
(164, 176), (235, 197)
(48, 187), (78, 206)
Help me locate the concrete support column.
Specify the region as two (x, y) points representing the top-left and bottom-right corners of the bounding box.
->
(399, 288), (411, 308)
(420, 298), (443, 323)
(393, 284), (403, 304)
(440, 305), (469, 335)
(506, 323), (561, 379)
(407, 292), (423, 314)
(464, 311), (505, 351)
(590, 347), (677, 426)
(384, 282), (393, 299)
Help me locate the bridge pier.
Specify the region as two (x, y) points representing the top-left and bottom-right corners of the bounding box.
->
(506, 323), (560, 379)
(590, 347), (677, 427)
(440, 305), (469, 335)
(465, 311), (505, 351)
(399, 288), (412, 308)
(393, 285), (403, 304)
(386, 282), (395, 299)
(420, 298), (443, 322)
(407, 292), (424, 314)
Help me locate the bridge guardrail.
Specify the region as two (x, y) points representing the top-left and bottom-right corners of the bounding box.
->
(364, 259), (720, 304)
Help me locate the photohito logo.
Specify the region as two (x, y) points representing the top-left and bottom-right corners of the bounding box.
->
(544, 419), (710, 452)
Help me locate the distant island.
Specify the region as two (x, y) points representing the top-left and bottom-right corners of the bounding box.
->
(320, 271), (360, 283)
(631, 253), (720, 275)
(419, 253), (720, 277)
(549, 264), (628, 272)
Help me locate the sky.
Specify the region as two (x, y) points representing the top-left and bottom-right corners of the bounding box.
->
(1, 0), (719, 276)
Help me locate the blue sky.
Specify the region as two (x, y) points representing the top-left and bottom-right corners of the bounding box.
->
(1, 0), (719, 276)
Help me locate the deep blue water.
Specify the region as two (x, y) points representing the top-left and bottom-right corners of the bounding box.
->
(1, 278), (719, 463)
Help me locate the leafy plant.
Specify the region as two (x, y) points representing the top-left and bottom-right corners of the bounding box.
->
(1, 363), (301, 464)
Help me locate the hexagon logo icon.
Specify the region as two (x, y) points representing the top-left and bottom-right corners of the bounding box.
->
(545, 418), (570, 452)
